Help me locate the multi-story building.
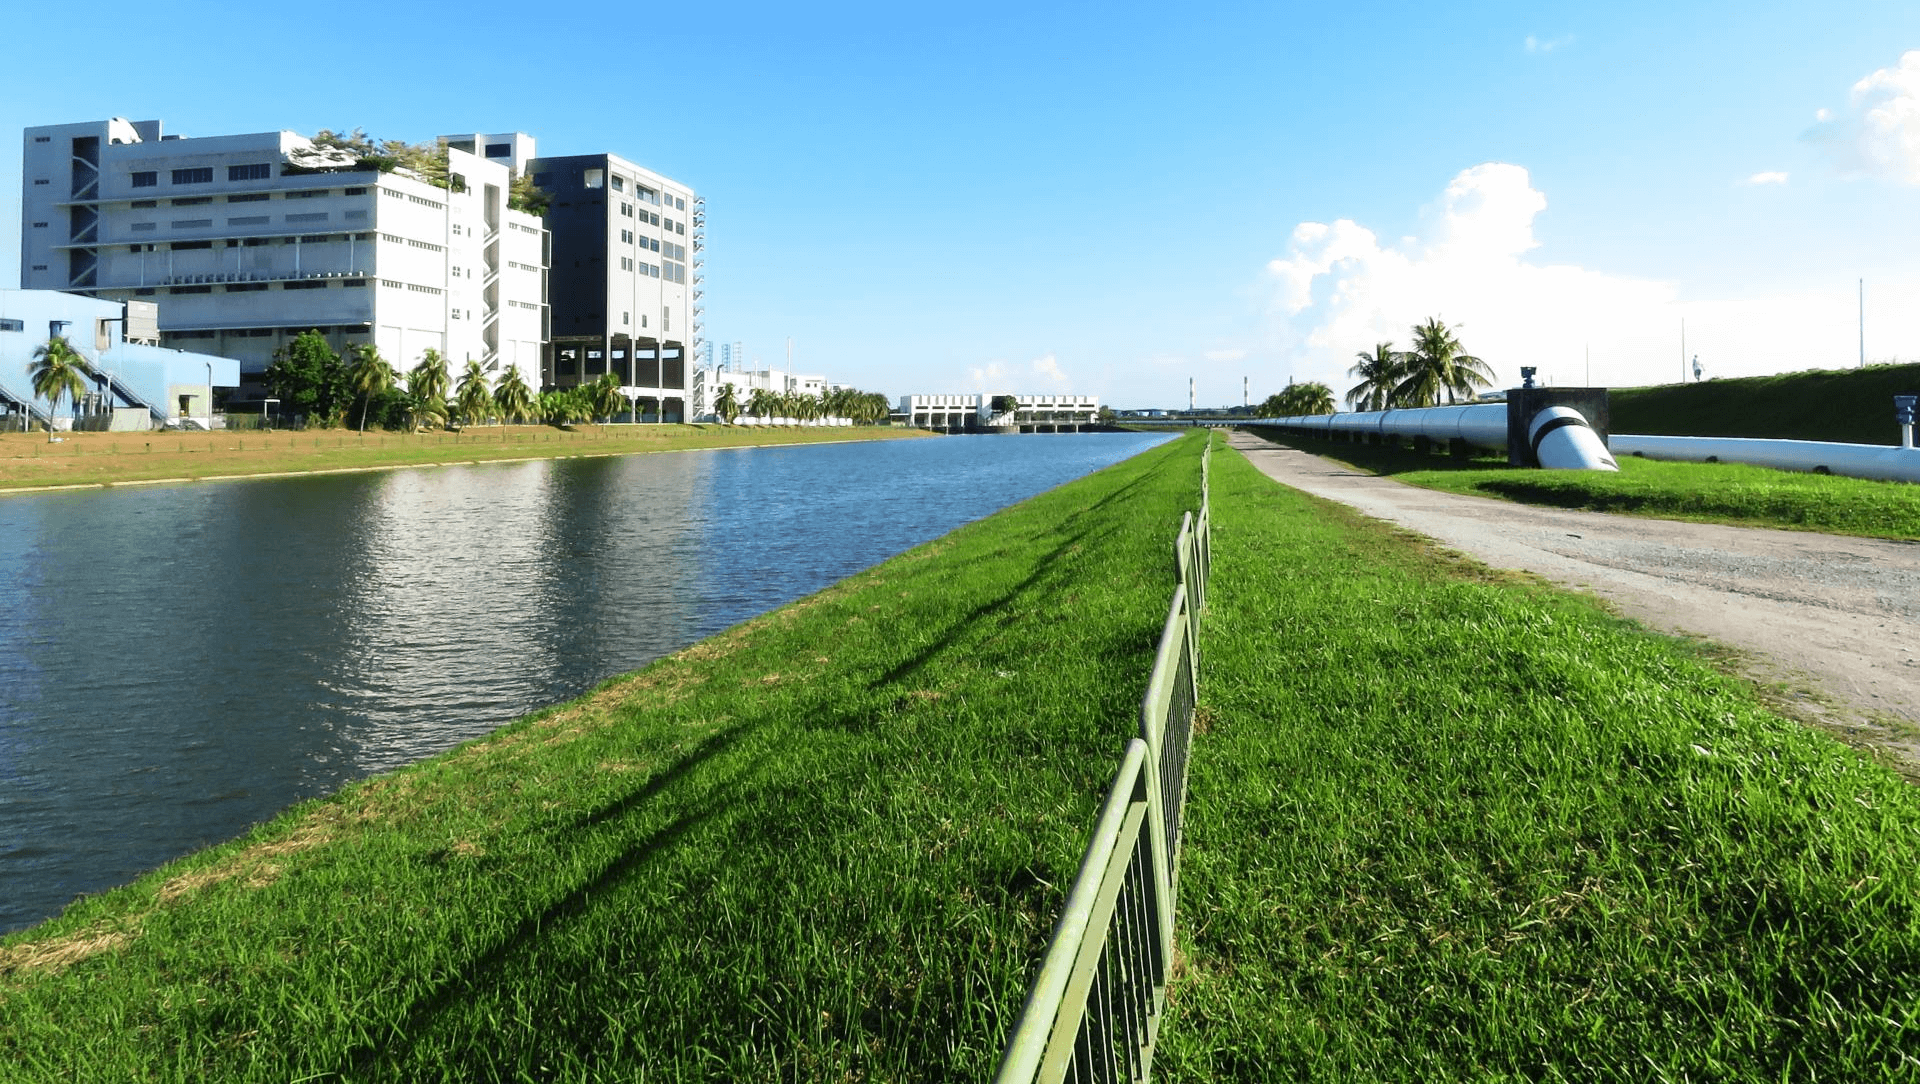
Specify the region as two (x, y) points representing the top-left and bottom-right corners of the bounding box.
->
(20, 117), (548, 403)
(529, 152), (701, 422)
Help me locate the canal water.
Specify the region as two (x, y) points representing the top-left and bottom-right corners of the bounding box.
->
(0, 431), (1172, 934)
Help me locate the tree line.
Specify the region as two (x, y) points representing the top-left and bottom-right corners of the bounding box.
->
(1253, 317), (1497, 417)
(712, 382), (892, 426)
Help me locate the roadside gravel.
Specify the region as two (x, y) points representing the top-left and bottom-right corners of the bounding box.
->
(1229, 430), (1920, 776)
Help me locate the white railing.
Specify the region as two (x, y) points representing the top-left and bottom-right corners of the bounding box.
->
(996, 436), (1211, 1083)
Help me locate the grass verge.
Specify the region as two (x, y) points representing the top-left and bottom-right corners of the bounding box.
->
(1242, 426), (1920, 540)
(1159, 438), (1920, 1080)
(0, 432), (1203, 1081)
(0, 423), (932, 492)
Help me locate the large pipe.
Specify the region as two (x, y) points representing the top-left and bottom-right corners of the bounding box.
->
(1609, 434), (1920, 483)
(1254, 400), (1618, 471)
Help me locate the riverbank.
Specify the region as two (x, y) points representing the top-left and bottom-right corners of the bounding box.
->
(0, 432), (1206, 1080)
(0, 423), (935, 493)
(1157, 441), (1920, 1078)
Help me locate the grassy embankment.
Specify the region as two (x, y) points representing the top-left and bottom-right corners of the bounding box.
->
(0, 433), (1202, 1081)
(1243, 363), (1920, 538)
(1240, 429), (1920, 540)
(1612, 361), (1920, 445)
(0, 423), (932, 492)
(1158, 441), (1920, 1079)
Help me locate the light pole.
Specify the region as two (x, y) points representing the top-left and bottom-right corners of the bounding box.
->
(204, 361), (213, 428)
(263, 397), (279, 430)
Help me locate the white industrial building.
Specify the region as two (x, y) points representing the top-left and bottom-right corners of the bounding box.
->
(0, 289), (239, 430)
(20, 118), (548, 404)
(897, 392), (1101, 432)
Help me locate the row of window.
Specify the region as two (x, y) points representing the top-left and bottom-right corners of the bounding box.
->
(0, 318), (24, 332)
(158, 278), (368, 296)
(126, 210), (369, 233)
(123, 188), (365, 210)
(129, 163), (307, 189)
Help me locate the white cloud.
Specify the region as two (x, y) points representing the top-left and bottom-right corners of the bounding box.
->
(965, 354), (1073, 392)
(1204, 348), (1247, 362)
(1261, 163), (1920, 395)
(1743, 170), (1790, 185)
(1525, 34), (1573, 54)
(1806, 50), (1920, 183)
(1031, 353), (1069, 387)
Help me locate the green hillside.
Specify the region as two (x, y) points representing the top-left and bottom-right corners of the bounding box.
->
(1611, 362), (1920, 445)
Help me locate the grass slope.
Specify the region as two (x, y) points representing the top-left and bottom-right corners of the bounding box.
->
(0, 433), (1202, 1082)
(0, 424), (930, 491)
(1241, 427), (1920, 540)
(1612, 362), (1920, 445)
(1159, 441), (1920, 1081)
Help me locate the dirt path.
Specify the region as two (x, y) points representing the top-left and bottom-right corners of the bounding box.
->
(1228, 431), (1920, 775)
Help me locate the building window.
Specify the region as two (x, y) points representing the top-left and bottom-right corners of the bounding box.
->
(31, 179), (49, 186)
(611, 176), (625, 191)
(172, 197), (212, 207)
(583, 168), (604, 189)
(286, 212), (328, 224)
(30, 221), (47, 228)
(649, 213), (659, 226)
(228, 216), (270, 226)
(228, 163), (271, 182)
(170, 285), (212, 294)
(344, 186), (368, 196)
(171, 219), (214, 229)
(288, 189), (328, 199)
(171, 167), (213, 185)
(131, 171), (156, 188)
(31, 136), (49, 143)
(0, 318), (22, 332)
(30, 264), (48, 271)
(676, 221), (685, 235)
(486, 143), (511, 158)
(131, 199), (157, 209)
(622, 311), (629, 325)
(171, 240), (213, 250)
(282, 281), (327, 290)
(650, 238), (660, 252)
(133, 288), (156, 296)
(620, 257), (632, 271)
(224, 283), (269, 293)
(132, 222), (157, 232)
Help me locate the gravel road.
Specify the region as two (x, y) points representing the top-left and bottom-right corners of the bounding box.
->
(1228, 431), (1920, 774)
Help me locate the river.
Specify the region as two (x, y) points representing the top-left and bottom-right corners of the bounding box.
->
(0, 431), (1172, 934)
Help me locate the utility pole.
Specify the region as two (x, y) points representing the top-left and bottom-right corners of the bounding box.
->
(1189, 377), (1194, 414)
(1243, 375), (1248, 410)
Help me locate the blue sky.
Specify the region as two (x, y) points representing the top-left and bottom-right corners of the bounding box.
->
(6, 0), (1920, 407)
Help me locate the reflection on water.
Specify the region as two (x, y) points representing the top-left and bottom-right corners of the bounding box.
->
(0, 432), (1170, 933)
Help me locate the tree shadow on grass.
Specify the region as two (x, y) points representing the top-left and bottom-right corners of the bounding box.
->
(337, 720), (771, 1077)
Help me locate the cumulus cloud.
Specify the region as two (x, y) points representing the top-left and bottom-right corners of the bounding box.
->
(1263, 163), (1681, 394)
(966, 354), (1073, 391)
(1743, 170), (1790, 185)
(1525, 34), (1573, 53)
(1258, 163), (1920, 394)
(1806, 50), (1920, 183)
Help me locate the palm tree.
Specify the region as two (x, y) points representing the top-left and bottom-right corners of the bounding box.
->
(587, 372), (625, 424)
(454, 360), (493, 427)
(492, 367), (535, 425)
(746, 388), (775, 424)
(344, 344), (398, 431)
(28, 337), (91, 441)
(1395, 317), (1496, 407)
(714, 381), (740, 424)
(1347, 342), (1404, 412)
(408, 350), (450, 429)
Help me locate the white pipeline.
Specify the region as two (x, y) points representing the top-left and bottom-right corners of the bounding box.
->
(1255, 402), (1619, 471)
(1610, 434), (1920, 483)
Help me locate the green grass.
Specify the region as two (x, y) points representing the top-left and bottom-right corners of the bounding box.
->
(1612, 362), (1920, 445)
(1159, 441), (1920, 1081)
(0, 433), (1204, 1082)
(1242, 426), (1920, 539)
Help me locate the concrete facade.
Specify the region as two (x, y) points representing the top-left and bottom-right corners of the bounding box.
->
(1, 288), (240, 430)
(529, 153), (700, 422)
(21, 118), (548, 403)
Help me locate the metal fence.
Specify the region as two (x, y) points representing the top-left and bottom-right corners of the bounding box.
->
(996, 436), (1211, 1084)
